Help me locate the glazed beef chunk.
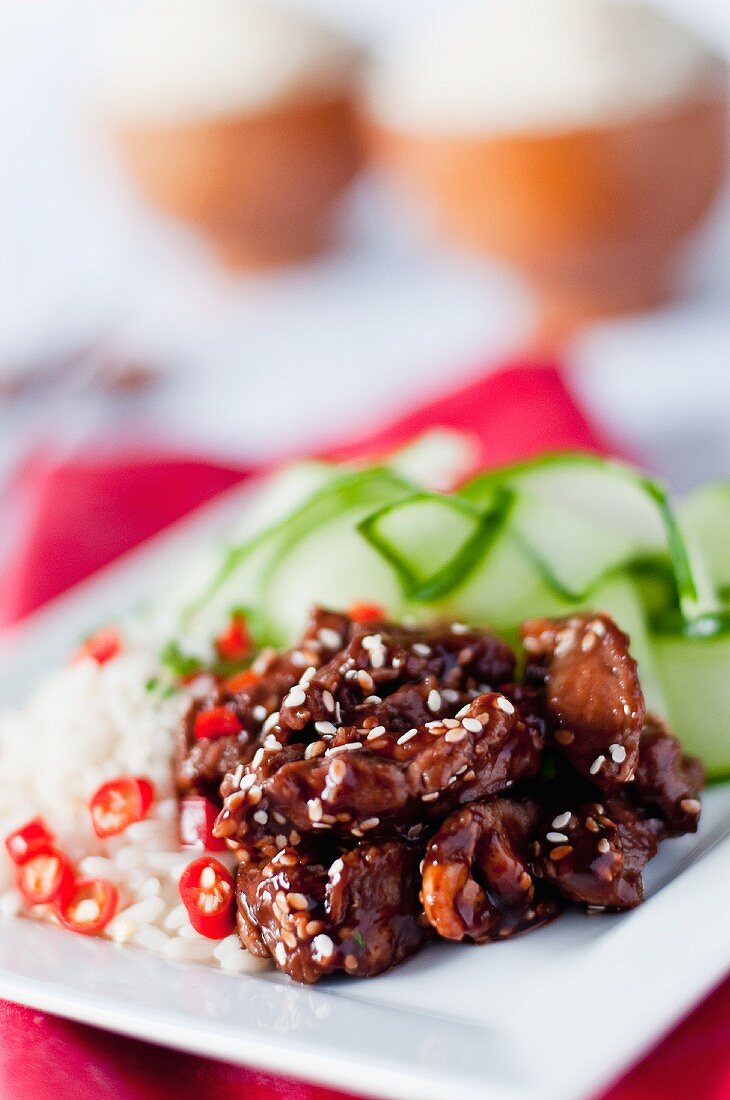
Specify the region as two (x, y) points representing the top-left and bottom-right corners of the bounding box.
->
(535, 796), (662, 910)
(176, 608), (360, 800)
(237, 840), (427, 983)
(172, 605), (703, 982)
(422, 798), (561, 942)
(634, 713), (704, 835)
(215, 690), (544, 849)
(521, 613), (644, 791)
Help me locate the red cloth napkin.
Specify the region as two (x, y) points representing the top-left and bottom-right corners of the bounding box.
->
(0, 362), (727, 1100)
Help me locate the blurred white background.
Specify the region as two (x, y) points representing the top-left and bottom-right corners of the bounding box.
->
(0, 0), (729, 490)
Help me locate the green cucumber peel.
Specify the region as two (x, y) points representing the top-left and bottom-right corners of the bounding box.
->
(460, 451), (719, 624)
(357, 488), (512, 601)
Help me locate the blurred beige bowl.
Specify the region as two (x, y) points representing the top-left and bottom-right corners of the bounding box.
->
(370, 86), (727, 338)
(116, 93), (362, 269)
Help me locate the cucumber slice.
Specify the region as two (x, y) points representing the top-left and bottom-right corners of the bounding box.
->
(582, 572), (667, 717)
(381, 428), (477, 491)
(183, 466), (411, 646)
(652, 619), (730, 780)
(681, 483), (730, 601)
(461, 452), (706, 618)
(358, 491), (499, 601)
(262, 471), (414, 643)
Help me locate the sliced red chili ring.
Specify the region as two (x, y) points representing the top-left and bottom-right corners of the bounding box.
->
(179, 796), (226, 851)
(215, 613), (252, 662)
(16, 849), (75, 907)
(193, 706), (243, 740)
(74, 627), (122, 665)
(4, 816), (55, 865)
(224, 668), (260, 694)
(178, 856), (236, 939)
(89, 776), (155, 838)
(56, 878), (118, 936)
(347, 602), (385, 624)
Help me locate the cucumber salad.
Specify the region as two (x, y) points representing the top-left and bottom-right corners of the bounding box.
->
(164, 435), (730, 781)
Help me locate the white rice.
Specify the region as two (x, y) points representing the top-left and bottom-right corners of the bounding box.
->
(0, 641), (272, 974)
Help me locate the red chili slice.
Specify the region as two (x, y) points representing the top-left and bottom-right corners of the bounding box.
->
(193, 706), (243, 740)
(347, 601), (385, 624)
(5, 816), (55, 865)
(89, 776), (155, 838)
(56, 878), (118, 936)
(178, 856), (236, 939)
(179, 796), (226, 851)
(224, 668), (260, 694)
(74, 627), (122, 665)
(215, 613), (252, 662)
(16, 849), (75, 906)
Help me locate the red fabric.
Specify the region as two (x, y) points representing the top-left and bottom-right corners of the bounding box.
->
(0, 361), (727, 1100)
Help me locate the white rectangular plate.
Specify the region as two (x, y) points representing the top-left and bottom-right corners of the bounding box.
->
(0, 482), (729, 1100)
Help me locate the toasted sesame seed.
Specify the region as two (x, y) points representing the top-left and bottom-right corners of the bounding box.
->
(318, 628), (342, 650)
(495, 696), (515, 715)
(369, 725), (386, 739)
(370, 647), (387, 669)
(364, 695), (382, 705)
(312, 933), (334, 959)
(462, 717), (482, 733)
(306, 919), (324, 936)
(555, 729), (574, 745)
(312, 821), (332, 830)
(585, 816), (600, 832)
(247, 785), (262, 805)
(455, 703), (471, 719)
(549, 845), (573, 861)
(326, 742), (363, 754)
(322, 690), (335, 713)
(315, 721), (336, 736)
(554, 629), (576, 657)
(609, 743), (627, 764)
(274, 942), (287, 966)
(397, 729), (418, 745)
(427, 690), (442, 713)
(444, 728), (468, 743)
(597, 838), (611, 853)
(357, 671), (374, 693)
(253, 810), (268, 825)
(285, 686), (307, 708)
(361, 817), (380, 830)
(307, 798), (323, 822)
(262, 711), (280, 734)
(581, 632), (597, 653)
(442, 718), (460, 729)
(287, 892), (309, 911)
(680, 798), (701, 814)
(519, 871), (532, 890)
(546, 831), (568, 843)
(523, 636), (540, 653)
(412, 643), (431, 657)
(552, 812), (572, 830)
(421, 792), (439, 802)
(240, 771), (257, 791)
(589, 754), (606, 775)
(305, 740), (326, 760)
